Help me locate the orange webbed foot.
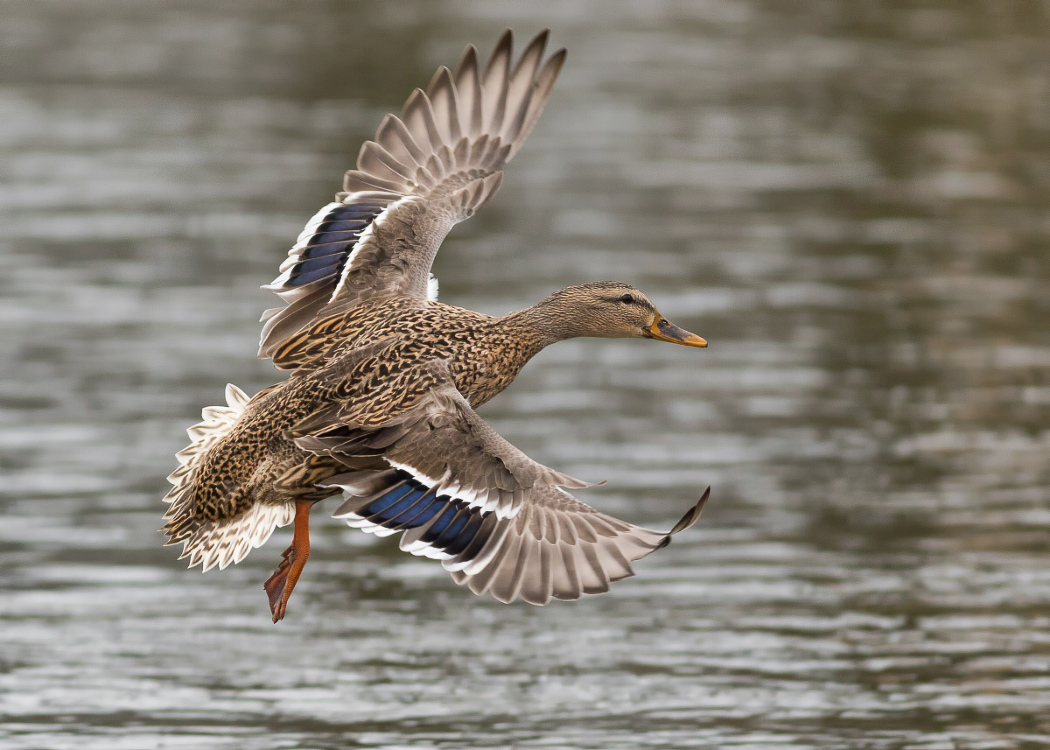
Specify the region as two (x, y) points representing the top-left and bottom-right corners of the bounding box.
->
(262, 500), (313, 624)
(264, 546), (296, 623)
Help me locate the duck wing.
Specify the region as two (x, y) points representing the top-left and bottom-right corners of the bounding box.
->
(259, 30), (565, 366)
(289, 368), (708, 606)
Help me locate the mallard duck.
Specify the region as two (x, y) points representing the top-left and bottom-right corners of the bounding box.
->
(164, 29), (710, 623)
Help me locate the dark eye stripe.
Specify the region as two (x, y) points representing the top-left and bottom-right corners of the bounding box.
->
(603, 292), (651, 309)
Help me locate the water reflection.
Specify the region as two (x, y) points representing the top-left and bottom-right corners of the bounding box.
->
(1, 1), (1048, 748)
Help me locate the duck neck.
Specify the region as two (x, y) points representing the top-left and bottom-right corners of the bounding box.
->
(499, 299), (580, 352)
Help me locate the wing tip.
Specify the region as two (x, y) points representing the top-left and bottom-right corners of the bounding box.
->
(547, 46), (568, 75)
(491, 28), (514, 60)
(659, 486), (711, 548)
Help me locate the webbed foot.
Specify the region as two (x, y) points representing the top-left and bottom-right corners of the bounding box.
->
(262, 500), (313, 623)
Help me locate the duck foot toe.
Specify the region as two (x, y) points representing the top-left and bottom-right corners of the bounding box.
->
(262, 500), (314, 624)
(263, 546), (295, 622)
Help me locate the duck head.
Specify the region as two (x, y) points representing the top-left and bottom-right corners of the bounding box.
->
(536, 281), (707, 347)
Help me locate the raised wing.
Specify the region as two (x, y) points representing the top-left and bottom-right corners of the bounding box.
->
(291, 375), (708, 605)
(259, 30), (566, 364)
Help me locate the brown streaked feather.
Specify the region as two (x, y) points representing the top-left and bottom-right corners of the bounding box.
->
(289, 372), (710, 606)
(162, 383), (299, 572)
(162, 337), (408, 570)
(258, 30), (566, 368)
(165, 30), (710, 616)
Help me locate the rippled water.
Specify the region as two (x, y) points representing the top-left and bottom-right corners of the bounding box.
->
(2, 2), (1049, 748)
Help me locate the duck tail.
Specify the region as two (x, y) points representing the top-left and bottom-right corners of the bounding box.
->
(162, 383), (293, 572)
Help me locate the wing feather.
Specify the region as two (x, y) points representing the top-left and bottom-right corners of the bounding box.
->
(427, 67), (462, 144)
(295, 373), (709, 605)
(375, 113), (428, 166)
(259, 30), (566, 366)
(481, 29), (513, 134)
(455, 46), (485, 138)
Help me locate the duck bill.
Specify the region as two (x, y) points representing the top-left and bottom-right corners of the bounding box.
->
(649, 312), (708, 348)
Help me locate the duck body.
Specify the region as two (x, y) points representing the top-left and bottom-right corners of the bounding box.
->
(164, 30), (710, 621)
(177, 297), (547, 532)
(272, 296), (548, 406)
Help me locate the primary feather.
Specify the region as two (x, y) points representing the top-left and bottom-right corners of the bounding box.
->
(164, 31), (709, 618)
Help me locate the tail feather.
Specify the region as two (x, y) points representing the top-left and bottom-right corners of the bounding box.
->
(162, 384), (293, 571)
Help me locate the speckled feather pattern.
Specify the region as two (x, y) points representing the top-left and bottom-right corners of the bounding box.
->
(165, 298), (545, 533)
(164, 288), (708, 602)
(163, 30), (709, 605)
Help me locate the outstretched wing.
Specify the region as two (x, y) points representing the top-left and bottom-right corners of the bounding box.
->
(259, 30), (566, 363)
(290, 374), (708, 605)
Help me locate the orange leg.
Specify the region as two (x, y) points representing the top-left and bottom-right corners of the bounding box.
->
(263, 500), (313, 623)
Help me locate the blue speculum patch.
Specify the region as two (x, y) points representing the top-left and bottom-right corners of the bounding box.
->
(286, 203), (386, 288)
(361, 473), (490, 559)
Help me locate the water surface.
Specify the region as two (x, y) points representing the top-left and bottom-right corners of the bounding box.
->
(1, 1), (1049, 748)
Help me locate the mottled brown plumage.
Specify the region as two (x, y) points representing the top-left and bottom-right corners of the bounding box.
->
(163, 30), (710, 621)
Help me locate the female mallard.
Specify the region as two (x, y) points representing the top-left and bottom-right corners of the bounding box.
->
(164, 29), (710, 622)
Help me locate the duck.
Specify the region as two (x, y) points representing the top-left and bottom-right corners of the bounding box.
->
(163, 29), (710, 623)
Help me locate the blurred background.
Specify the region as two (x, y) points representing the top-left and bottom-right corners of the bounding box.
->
(1, 1), (1049, 748)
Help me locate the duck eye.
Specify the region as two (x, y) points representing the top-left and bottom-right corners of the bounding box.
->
(619, 293), (635, 304)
